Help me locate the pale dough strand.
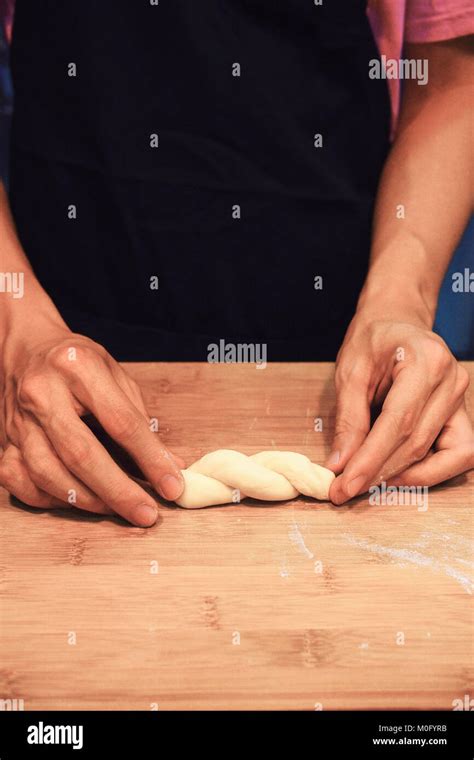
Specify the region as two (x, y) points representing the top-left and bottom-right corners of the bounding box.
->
(175, 449), (335, 509)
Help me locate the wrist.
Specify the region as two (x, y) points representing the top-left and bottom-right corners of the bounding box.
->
(359, 230), (448, 329)
(1, 280), (70, 370)
(357, 249), (439, 329)
(356, 278), (436, 329)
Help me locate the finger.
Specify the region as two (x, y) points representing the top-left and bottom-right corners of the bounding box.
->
(385, 444), (473, 488)
(371, 365), (468, 483)
(387, 405), (474, 487)
(325, 362), (371, 474)
(69, 365), (184, 500)
(25, 345), (184, 505)
(171, 452), (186, 468)
(110, 363), (149, 417)
(0, 444), (67, 509)
(330, 362), (448, 504)
(110, 365), (186, 470)
(20, 415), (113, 515)
(36, 389), (162, 526)
(433, 390), (473, 449)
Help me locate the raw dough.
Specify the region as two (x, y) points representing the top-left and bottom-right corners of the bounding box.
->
(176, 449), (335, 508)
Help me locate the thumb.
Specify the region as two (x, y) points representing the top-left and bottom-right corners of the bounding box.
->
(326, 367), (371, 474)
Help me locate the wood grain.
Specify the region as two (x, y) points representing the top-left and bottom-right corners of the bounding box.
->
(0, 362), (473, 710)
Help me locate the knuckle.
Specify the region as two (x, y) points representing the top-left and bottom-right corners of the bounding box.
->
(409, 436), (431, 463)
(335, 361), (367, 389)
(62, 435), (93, 471)
(49, 344), (100, 374)
(428, 340), (452, 375)
(385, 408), (416, 440)
(48, 345), (76, 371)
(24, 454), (51, 486)
(17, 373), (48, 409)
(75, 345), (103, 369)
(108, 406), (142, 442)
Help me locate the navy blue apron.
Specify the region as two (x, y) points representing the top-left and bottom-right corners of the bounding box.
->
(8, 0), (390, 360)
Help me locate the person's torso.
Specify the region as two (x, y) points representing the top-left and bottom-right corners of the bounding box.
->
(8, 0), (390, 360)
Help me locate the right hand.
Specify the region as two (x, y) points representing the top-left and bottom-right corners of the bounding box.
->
(0, 325), (185, 526)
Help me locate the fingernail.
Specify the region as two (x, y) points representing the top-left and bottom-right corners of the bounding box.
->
(159, 474), (183, 501)
(134, 503), (158, 526)
(326, 450), (340, 467)
(345, 475), (366, 499)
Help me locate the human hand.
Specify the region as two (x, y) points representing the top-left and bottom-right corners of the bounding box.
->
(327, 316), (473, 504)
(0, 324), (184, 526)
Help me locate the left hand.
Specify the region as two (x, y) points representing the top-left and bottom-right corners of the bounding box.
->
(327, 315), (474, 505)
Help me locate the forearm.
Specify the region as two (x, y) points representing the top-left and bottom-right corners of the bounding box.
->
(358, 38), (473, 327)
(0, 179), (68, 355)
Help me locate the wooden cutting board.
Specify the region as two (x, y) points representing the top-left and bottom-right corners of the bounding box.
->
(0, 362), (472, 710)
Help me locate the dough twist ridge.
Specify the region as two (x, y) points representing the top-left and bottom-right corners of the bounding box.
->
(176, 449), (335, 508)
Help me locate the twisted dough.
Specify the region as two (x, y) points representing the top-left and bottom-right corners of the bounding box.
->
(176, 449), (335, 508)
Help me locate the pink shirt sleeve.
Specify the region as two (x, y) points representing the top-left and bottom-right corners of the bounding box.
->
(367, 0), (474, 138)
(404, 0), (474, 43)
